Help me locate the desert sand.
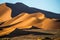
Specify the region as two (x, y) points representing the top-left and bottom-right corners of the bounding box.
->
(0, 3), (60, 37)
(0, 3), (12, 22)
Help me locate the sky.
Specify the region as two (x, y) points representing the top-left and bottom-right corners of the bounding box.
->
(0, 0), (60, 14)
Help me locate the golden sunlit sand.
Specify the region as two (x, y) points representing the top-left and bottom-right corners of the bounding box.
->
(41, 18), (60, 30)
(31, 12), (45, 20)
(0, 13), (31, 27)
(0, 3), (12, 22)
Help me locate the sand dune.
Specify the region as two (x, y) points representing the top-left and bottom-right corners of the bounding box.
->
(0, 3), (12, 22)
(0, 3), (60, 36)
(41, 18), (60, 30)
(31, 12), (45, 20)
(0, 11), (60, 30)
(13, 17), (37, 29)
(34, 18), (60, 30)
(0, 25), (16, 36)
(0, 12), (32, 27)
(0, 16), (37, 36)
(0, 12), (45, 27)
(0, 3), (60, 30)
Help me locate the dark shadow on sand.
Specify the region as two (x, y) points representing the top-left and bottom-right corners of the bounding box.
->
(0, 28), (54, 38)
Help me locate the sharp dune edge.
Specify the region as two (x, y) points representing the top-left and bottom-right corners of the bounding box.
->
(0, 3), (60, 36)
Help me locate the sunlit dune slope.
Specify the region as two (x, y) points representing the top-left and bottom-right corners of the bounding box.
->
(13, 17), (37, 29)
(0, 3), (12, 22)
(0, 15), (38, 36)
(0, 12), (45, 27)
(41, 18), (60, 30)
(34, 18), (60, 30)
(0, 13), (32, 27)
(31, 12), (45, 20)
(0, 11), (60, 30)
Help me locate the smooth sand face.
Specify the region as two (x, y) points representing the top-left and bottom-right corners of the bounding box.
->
(32, 12), (60, 30)
(31, 12), (45, 20)
(0, 3), (60, 36)
(35, 12), (45, 20)
(40, 18), (60, 30)
(0, 4), (60, 30)
(0, 3), (12, 22)
(0, 3), (6, 16)
(0, 13), (32, 27)
(0, 12), (46, 29)
(32, 12), (45, 28)
(0, 17), (37, 36)
(14, 17), (37, 29)
(0, 13), (38, 36)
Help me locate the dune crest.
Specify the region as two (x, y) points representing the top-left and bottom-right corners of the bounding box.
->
(0, 12), (32, 27)
(31, 12), (45, 20)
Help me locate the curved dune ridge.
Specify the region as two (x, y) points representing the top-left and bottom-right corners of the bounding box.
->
(0, 13), (31, 27)
(0, 3), (60, 36)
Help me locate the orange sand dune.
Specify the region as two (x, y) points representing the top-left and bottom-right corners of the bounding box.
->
(0, 3), (60, 36)
(13, 17), (37, 29)
(0, 13), (31, 27)
(31, 12), (45, 20)
(0, 3), (12, 22)
(34, 18), (60, 30)
(0, 25), (16, 36)
(0, 12), (44, 27)
(41, 18), (60, 30)
(0, 11), (60, 36)
(0, 13), (42, 36)
(0, 11), (60, 30)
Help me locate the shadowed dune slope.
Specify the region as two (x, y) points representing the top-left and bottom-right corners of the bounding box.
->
(5, 3), (60, 19)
